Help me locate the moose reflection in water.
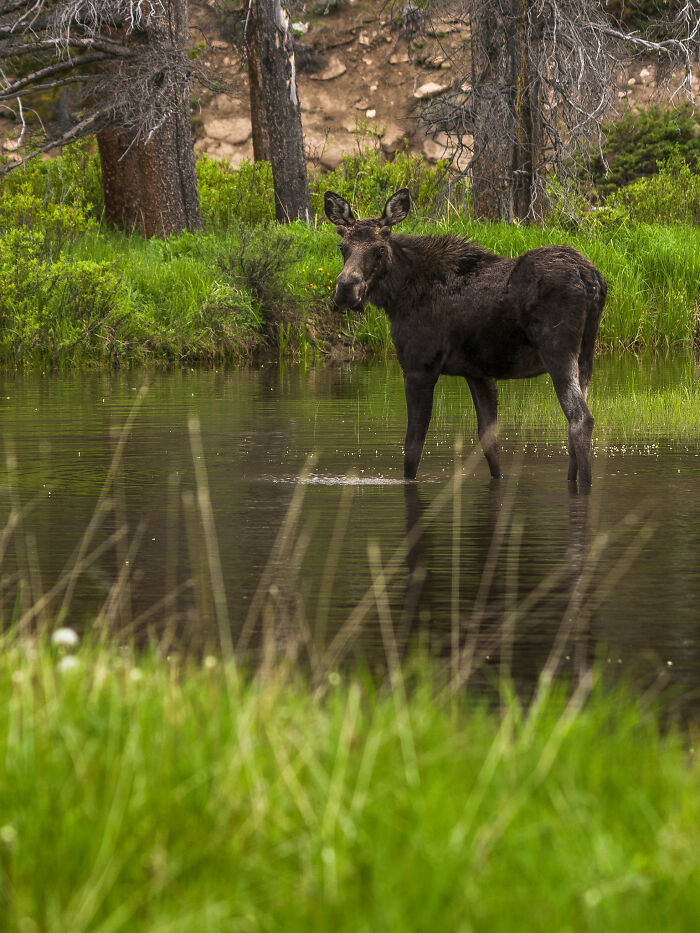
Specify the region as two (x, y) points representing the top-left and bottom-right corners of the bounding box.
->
(399, 481), (596, 692)
(325, 189), (607, 487)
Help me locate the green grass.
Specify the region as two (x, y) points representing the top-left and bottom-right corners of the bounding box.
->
(281, 217), (700, 355)
(3, 144), (700, 365)
(1, 638), (700, 932)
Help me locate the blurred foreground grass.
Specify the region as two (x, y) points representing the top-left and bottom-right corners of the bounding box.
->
(1, 636), (700, 933)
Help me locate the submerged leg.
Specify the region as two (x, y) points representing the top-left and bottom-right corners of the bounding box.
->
(467, 377), (502, 479)
(546, 357), (595, 487)
(571, 310), (603, 481)
(567, 434), (578, 484)
(403, 370), (437, 480)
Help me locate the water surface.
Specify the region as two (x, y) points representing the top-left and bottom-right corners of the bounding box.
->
(1, 357), (699, 701)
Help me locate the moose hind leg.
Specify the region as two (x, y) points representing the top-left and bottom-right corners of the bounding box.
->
(467, 377), (502, 479)
(548, 360), (595, 487)
(578, 291), (605, 402)
(403, 371), (437, 480)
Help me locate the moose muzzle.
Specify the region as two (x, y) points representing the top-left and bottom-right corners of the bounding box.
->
(334, 271), (366, 309)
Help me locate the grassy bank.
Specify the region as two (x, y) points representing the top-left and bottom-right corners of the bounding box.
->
(1, 638), (700, 932)
(38, 215), (700, 365)
(2, 145), (700, 366)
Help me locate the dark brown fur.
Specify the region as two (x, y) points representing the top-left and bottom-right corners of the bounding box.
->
(324, 189), (607, 486)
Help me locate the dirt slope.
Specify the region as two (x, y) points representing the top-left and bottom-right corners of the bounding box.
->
(190, 0), (471, 169)
(189, 0), (699, 174)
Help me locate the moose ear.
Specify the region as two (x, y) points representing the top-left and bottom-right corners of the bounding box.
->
(379, 188), (410, 227)
(324, 191), (356, 226)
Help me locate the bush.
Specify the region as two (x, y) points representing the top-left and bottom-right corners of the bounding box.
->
(196, 155), (276, 227)
(603, 150), (700, 226)
(309, 145), (470, 219)
(215, 223), (306, 336)
(195, 145), (470, 227)
(588, 104), (700, 197)
(543, 175), (594, 230)
(0, 142), (133, 363)
(0, 153), (99, 256)
(560, 151), (700, 229)
(0, 140), (103, 225)
(0, 229), (131, 362)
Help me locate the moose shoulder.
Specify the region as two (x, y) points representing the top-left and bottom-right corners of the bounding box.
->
(324, 188), (607, 487)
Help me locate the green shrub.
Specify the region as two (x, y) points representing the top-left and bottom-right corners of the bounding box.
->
(309, 145), (470, 219)
(0, 229), (131, 362)
(560, 150), (700, 230)
(0, 142), (132, 363)
(195, 146), (470, 227)
(543, 175), (594, 229)
(0, 230), (55, 332)
(603, 150), (700, 226)
(196, 155), (276, 227)
(0, 139), (102, 223)
(588, 104), (700, 197)
(0, 156), (99, 256)
(213, 223), (307, 336)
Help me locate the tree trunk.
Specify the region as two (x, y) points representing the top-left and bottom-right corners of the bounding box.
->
(469, 0), (543, 221)
(97, 127), (144, 230)
(510, 0), (543, 220)
(256, 0), (311, 223)
(97, 0), (203, 237)
(470, 1), (513, 219)
(246, 0), (270, 162)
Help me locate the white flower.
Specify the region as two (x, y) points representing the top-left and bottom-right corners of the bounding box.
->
(51, 627), (80, 650)
(0, 824), (17, 846)
(57, 655), (80, 674)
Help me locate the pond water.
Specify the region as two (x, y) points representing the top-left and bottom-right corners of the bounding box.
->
(1, 356), (699, 702)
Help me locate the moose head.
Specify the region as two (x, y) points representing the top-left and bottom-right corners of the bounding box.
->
(324, 188), (411, 308)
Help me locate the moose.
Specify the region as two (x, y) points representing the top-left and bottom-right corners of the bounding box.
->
(324, 188), (607, 487)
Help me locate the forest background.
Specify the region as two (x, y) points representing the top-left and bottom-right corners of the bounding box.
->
(1, 0), (700, 367)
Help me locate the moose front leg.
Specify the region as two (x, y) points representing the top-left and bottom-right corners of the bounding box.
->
(403, 370), (437, 480)
(467, 377), (502, 479)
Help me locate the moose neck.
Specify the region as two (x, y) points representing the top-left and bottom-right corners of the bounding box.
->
(368, 233), (496, 318)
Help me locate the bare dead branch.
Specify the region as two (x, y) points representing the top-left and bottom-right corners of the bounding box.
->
(0, 71), (89, 99)
(2, 36), (131, 56)
(0, 51), (109, 95)
(0, 0), (223, 170)
(0, 104), (110, 174)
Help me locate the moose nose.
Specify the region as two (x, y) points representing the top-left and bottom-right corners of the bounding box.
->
(334, 272), (365, 308)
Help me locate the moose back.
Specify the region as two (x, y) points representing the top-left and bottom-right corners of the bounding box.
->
(324, 188), (607, 487)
